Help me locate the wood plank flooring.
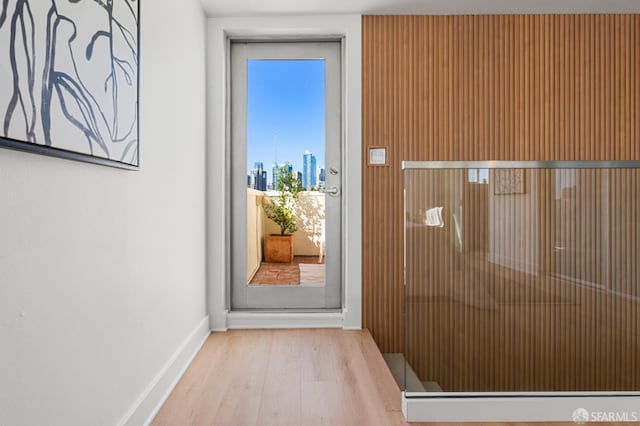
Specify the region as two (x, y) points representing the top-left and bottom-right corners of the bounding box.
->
(152, 329), (403, 425)
(151, 329), (622, 426)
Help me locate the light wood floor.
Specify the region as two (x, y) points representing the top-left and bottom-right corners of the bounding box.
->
(151, 329), (618, 426)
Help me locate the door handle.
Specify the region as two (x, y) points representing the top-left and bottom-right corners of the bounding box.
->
(325, 186), (340, 196)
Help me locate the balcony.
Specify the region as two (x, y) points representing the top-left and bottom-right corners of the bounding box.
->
(246, 189), (325, 284)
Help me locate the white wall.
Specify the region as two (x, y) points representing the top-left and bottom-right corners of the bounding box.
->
(246, 189), (264, 281)
(0, 1), (207, 425)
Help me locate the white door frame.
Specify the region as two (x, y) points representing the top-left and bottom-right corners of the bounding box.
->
(206, 15), (362, 330)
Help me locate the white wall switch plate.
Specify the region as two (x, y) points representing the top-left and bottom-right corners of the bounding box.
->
(369, 147), (387, 165)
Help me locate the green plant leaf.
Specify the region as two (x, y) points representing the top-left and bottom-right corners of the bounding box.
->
(263, 163), (301, 235)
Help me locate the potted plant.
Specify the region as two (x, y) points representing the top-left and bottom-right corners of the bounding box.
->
(263, 163), (303, 263)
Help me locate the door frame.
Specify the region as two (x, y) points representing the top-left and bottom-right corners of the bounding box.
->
(207, 16), (362, 330)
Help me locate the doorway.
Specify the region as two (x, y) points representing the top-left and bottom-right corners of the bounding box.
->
(230, 41), (342, 309)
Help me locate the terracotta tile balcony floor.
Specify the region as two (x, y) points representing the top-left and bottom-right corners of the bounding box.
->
(250, 256), (325, 285)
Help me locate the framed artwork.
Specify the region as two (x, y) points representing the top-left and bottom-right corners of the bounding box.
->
(0, 0), (139, 169)
(494, 169), (525, 195)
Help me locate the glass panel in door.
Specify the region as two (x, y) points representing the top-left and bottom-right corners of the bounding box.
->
(230, 41), (341, 309)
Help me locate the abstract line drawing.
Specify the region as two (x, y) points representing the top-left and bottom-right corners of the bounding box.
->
(494, 169), (525, 195)
(0, 0), (139, 168)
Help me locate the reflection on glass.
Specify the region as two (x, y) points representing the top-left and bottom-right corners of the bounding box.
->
(404, 168), (640, 393)
(468, 168), (489, 184)
(245, 60), (327, 287)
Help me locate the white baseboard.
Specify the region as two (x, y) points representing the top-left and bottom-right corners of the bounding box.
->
(340, 308), (362, 330)
(211, 309), (229, 332)
(226, 311), (344, 329)
(402, 392), (640, 422)
(117, 316), (211, 426)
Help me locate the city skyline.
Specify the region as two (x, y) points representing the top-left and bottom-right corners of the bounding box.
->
(246, 59), (326, 185)
(247, 151), (325, 191)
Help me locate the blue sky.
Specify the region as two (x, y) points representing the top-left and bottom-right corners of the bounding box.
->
(247, 59), (326, 183)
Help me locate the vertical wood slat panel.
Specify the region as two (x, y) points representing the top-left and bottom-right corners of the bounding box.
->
(362, 15), (640, 354)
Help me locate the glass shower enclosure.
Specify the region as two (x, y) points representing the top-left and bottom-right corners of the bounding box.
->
(403, 161), (640, 422)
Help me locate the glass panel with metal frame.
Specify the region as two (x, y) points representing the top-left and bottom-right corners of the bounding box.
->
(403, 161), (640, 397)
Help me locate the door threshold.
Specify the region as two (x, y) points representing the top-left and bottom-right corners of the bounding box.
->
(225, 309), (344, 330)
(231, 308), (342, 313)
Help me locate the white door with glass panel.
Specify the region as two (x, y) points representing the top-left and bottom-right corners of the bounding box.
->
(230, 41), (342, 309)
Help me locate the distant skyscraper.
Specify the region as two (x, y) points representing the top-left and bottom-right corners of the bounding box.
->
(272, 163), (292, 191)
(272, 164), (279, 190)
(302, 150), (317, 190)
(260, 170), (267, 190)
(318, 167), (326, 190)
(296, 171), (303, 185)
(249, 162), (267, 191)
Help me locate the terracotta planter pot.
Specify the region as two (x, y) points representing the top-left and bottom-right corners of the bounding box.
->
(264, 234), (294, 263)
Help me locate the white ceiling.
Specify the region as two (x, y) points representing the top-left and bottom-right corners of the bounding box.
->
(201, 0), (640, 17)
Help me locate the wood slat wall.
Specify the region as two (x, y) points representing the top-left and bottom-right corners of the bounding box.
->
(362, 15), (640, 354)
